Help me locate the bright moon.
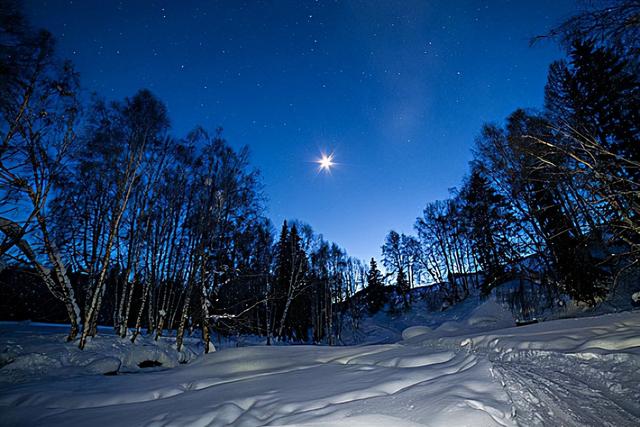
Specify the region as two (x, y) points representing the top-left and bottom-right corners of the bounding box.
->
(317, 153), (335, 172)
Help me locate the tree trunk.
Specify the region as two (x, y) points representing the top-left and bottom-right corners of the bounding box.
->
(0, 217), (81, 341)
(201, 282), (211, 353)
(131, 276), (152, 343)
(176, 277), (195, 352)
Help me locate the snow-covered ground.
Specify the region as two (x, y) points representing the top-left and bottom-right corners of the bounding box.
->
(0, 322), (205, 384)
(342, 292), (519, 345)
(1, 300), (639, 426)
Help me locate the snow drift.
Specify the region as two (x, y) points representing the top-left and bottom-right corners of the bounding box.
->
(1, 302), (639, 426)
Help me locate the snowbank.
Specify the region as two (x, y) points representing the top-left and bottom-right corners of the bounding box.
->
(0, 322), (204, 384)
(0, 341), (514, 426)
(2, 309), (639, 426)
(401, 325), (431, 340)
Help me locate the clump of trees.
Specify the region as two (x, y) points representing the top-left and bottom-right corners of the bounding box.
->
(381, 0), (639, 309)
(0, 1), (365, 349)
(267, 220), (367, 344)
(2, 0), (638, 349)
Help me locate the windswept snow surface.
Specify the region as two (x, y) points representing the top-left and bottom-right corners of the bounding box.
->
(1, 308), (639, 426)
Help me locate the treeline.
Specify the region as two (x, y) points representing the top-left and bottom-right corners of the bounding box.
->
(0, 1), (364, 349)
(380, 1), (640, 308)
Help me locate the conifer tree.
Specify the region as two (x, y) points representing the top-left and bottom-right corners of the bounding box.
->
(285, 224), (311, 341)
(460, 166), (517, 293)
(545, 40), (640, 164)
(272, 222), (310, 340)
(272, 221), (290, 337)
(366, 258), (385, 314)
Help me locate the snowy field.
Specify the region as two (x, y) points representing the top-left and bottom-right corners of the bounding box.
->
(1, 303), (639, 426)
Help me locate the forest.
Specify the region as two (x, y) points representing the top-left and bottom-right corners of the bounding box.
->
(380, 4), (640, 314)
(1, 0), (639, 354)
(0, 0), (369, 351)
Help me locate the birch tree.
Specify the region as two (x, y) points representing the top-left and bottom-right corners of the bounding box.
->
(0, 7), (81, 340)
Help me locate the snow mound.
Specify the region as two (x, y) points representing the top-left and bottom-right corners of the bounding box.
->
(347, 285), (523, 346)
(400, 299), (517, 344)
(632, 291), (640, 306)
(466, 300), (515, 328)
(83, 356), (121, 375)
(434, 300), (515, 335)
(435, 320), (462, 333)
(0, 322), (204, 383)
(401, 325), (432, 340)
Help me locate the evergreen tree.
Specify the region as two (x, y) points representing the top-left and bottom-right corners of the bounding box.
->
(271, 221), (310, 341)
(545, 40), (640, 164)
(460, 166), (517, 294)
(507, 110), (607, 303)
(272, 221), (290, 337)
(366, 258), (385, 314)
(286, 224), (311, 341)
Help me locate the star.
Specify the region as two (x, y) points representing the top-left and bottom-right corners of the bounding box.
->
(316, 152), (335, 172)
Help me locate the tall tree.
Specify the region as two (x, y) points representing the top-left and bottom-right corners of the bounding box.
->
(0, 1), (81, 340)
(545, 40), (640, 164)
(75, 89), (169, 349)
(459, 165), (517, 293)
(366, 258), (385, 314)
(272, 221), (309, 340)
(395, 266), (410, 309)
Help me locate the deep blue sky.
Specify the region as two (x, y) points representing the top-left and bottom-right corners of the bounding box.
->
(26, 0), (578, 262)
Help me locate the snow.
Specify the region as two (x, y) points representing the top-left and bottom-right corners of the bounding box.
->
(0, 340), (513, 426)
(401, 325), (432, 340)
(343, 288), (519, 345)
(1, 304), (639, 426)
(0, 321), (203, 383)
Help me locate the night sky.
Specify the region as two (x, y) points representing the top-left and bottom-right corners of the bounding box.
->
(25, 0), (578, 262)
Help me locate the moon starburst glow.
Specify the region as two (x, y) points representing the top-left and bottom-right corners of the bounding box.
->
(316, 153), (335, 172)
